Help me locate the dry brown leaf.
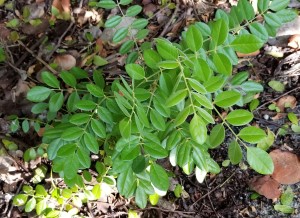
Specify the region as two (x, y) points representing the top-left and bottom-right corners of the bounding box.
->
(143, 4), (158, 17)
(276, 95), (297, 112)
(37, 127), (45, 137)
(0, 23), (11, 40)
(21, 18), (49, 35)
(288, 34), (300, 49)
(52, 0), (64, 13)
(270, 149), (300, 185)
(249, 175), (281, 199)
(54, 54), (76, 70)
(236, 50), (260, 58)
(52, 0), (70, 13)
(61, 0), (71, 13)
(271, 112), (285, 121)
(142, 0), (152, 5)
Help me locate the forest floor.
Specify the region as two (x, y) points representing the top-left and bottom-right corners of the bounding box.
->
(0, 0), (300, 217)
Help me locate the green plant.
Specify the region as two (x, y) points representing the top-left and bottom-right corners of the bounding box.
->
(12, 0), (297, 212)
(13, 181), (103, 217)
(274, 186), (295, 214)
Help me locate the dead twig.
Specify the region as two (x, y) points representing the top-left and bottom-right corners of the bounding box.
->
(139, 206), (195, 217)
(159, 1), (180, 37)
(190, 170), (237, 208)
(254, 86), (300, 112)
(17, 40), (58, 75)
(15, 35), (47, 68)
(6, 180), (25, 218)
(45, 21), (74, 61)
(205, 179), (220, 218)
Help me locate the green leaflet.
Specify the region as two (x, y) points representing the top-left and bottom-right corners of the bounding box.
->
(105, 16), (122, 28)
(213, 53), (232, 76)
(126, 5), (142, 17)
(143, 49), (161, 69)
(156, 38), (178, 60)
(61, 127), (84, 141)
(208, 124), (225, 148)
(84, 133), (99, 154)
(166, 89), (187, 107)
(214, 90), (241, 108)
(41, 71), (60, 88)
(117, 168), (137, 198)
(211, 19), (228, 46)
(144, 142), (168, 159)
(230, 35), (264, 53)
(135, 185), (147, 208)
(150, 163), (169, 192)
(189, 115), (207, 145)
(246, 147), (274, 174)
(238, 126), (266, 144)
(228, 141), (242, 165)
(225, 109), (254, 126)
(269, 0), (289, 12)
(186, 25), (203, 51)
(27, 86), (52, 102)
(113, 27), (128, 43)
(125, 63), (145, 80)
(176, 141), (192, 167)
(192, 146), (208, 171)
(150, 110), (166, 131)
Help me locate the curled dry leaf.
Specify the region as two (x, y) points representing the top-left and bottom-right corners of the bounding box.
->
(276, 95), (297, 112)
(249, 175), (281, 199)
(54, 54), (76, 70)
(288, 34), (300, 49)
(270, 149), (300, 185)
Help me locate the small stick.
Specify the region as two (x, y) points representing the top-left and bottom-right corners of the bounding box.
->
(254, 86), (300, 112)
(17, 40), (58, 74)
(159, 1), (180, 37)
(45, 21), (74, 61)
(6, 180), (25, 218)
(15, 35), (47, 67)
(190, 171), (237, 208)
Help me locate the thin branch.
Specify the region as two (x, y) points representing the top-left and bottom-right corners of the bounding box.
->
(45, 21), (75, 61)
(190, 171), (237, 208)
(17, 40), (58, 74)
(254, 86), (300, 112)
(159, 1), (180, 37)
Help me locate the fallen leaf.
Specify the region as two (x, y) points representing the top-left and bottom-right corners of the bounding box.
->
(271, 113), (285, 121)
(21, 18), (49, 35)
(236, 50), (260, 58)
(142, 0), (152, 5)
(276, 95), (297, 112)
(288, 34), (300, 49)
(61, 0), (71, 13)
(0, 23), (11, 40)
(54, 54), (76, 70)
(249, 175), (281, 199)
(26, 3), (45, 20)
(143, 3), (158, 17)
(270, 149), (300, 184)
